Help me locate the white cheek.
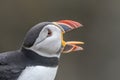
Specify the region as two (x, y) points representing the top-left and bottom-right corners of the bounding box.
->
(36, 30), (61, 53)
(27, 25), (62, 58)
(46, 26), (62, 51)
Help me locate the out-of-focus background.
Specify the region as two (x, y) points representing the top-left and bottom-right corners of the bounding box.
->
(0, 0), (120, 80)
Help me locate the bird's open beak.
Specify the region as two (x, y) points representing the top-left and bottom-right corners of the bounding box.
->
(53, 20), (84, 53)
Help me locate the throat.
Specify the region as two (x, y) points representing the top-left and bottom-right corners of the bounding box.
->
(21, 48), (59, 67)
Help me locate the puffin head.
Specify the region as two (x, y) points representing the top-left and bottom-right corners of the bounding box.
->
(22, 20), (84, 58)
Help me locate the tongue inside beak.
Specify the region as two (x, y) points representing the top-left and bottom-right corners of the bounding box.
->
(53, 20), (84, 53)
(62, 41), (84, 53)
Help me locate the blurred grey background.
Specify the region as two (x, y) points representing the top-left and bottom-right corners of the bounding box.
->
(0, 0), (120, 80)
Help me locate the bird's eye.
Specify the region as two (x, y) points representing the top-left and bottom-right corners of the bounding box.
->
(47, 29), (52, 37)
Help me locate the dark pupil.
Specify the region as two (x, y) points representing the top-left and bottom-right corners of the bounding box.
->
(48, 29), (52, 36)
(48, 31), (51, 34)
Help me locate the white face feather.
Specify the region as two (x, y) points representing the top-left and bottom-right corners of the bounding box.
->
(26, 25), (62, 58)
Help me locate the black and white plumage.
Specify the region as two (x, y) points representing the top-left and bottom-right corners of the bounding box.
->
(0, 20), (83, 80)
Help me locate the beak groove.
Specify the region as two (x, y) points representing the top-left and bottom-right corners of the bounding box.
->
(57, 20), (83, 32)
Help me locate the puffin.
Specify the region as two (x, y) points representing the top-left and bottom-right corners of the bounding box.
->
(0, 20), (84, 80)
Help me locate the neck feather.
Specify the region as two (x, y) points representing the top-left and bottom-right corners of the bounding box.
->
(21, 48), (59, 67)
